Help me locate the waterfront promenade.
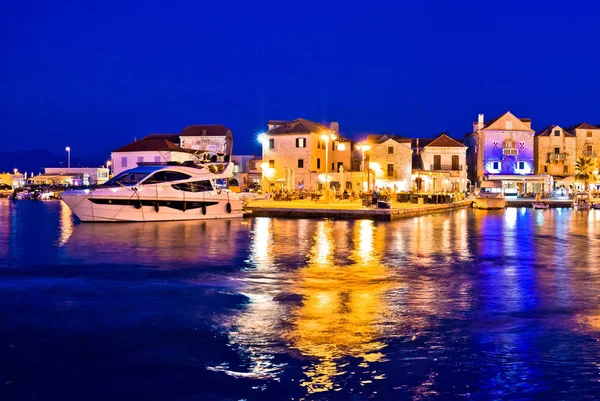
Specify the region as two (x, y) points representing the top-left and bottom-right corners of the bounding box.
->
(245, 197), (473, 220)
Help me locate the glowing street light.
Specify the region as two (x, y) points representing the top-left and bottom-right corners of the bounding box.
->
(106, 160), (112, 175)
(356, 143), (371, 191)
(321, 131), (338, 203)
(65, 146), (71, 168)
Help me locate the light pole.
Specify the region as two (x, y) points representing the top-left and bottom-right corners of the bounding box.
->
(356, 143), (371, 192)
(106, 160), (112, 176)
(321, 131), (338, 203)
(65, 146), (71, 168)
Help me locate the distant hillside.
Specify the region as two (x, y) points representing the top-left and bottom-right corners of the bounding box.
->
(0, 149), (102, 175)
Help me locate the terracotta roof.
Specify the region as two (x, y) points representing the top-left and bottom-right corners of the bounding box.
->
(113, 139), (184, 153)
(564, 122), (599, 132)
(366, 134), (412, 144)
(181, 125), (233, 138)
(424, 133), (466, 148)
(267, 118), (330, 135)
(535, 125), (575, 137)
(267, 120), (290, 126)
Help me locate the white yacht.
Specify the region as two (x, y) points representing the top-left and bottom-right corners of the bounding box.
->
(61, 161), (243, 222)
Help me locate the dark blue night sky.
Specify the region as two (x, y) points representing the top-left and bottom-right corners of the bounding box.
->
(2, 0), (600, 161)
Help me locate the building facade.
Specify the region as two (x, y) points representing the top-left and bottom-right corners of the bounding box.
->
(534, 125), (576, 186)
(260, 118), (353, 190)
(365, 134), (413, 191)
(416, 134), (468, 192)
(179, 125), (234, 155)
(30, 167), (110, 186)
(465, 111), (550, 194)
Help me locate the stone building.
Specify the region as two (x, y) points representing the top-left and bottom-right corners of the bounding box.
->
(464, 111), (551, 194)
(365, 134), (413, 191)
(260, 118), (354, 190)
(534, 125), (576, 186)
(414, 133), (468, 192)
(565, 122), (600, 161)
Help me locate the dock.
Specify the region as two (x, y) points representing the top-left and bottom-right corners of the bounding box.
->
(244, 199), (473, 221)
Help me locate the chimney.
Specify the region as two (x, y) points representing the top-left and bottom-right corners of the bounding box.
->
(478, 114), (484, 130)
(416, 138), (419, 154)
(330, 121), (339, 133)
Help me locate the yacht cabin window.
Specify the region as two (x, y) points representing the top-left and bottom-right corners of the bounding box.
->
(143, 171), (192, 184)
(171, 180), (214, 192)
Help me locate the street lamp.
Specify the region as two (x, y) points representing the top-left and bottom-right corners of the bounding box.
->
(356, 143), (371, 191)
(65, 146), (71, 168)
(106, 160), (112, 176)
(320, 131), (338, 203)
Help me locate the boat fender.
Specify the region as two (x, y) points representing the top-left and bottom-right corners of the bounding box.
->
(182, 201), (186, 212)
(154, 203), (160, 213)
(135, 202), (142, 209)
(226, 202), (232, 214)
(202, 204), (207, 215)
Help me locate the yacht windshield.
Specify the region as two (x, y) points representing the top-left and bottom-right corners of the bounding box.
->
(103, 172), (150, 187)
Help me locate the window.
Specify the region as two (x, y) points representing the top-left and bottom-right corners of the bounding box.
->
(269, 160), (275, 168)
(554, 130), (560, 136)
(564, 165), (569, 174)
(331, 162), (335, 171)
(337, 143), (346, 151)
(506, 121), (513, 130)
(296, 138), (306, 148)
(554, 147), (560, 154)
(518, 161), (525, 170)
(543, 165), (548, 173)
(493, 141), (499, 149)
(387, 164), (394, 177)
(171, 180), (213, 192)
(388, 146), (394, 154)
(587, 145), (593, 151)
(337, 162), (343, 171)
(143, 171), (192, 184)
(493, 161), (500, 170)
(298, 159), (304, 168)
(332, 141), (335, 151)
(587, 131), (593, 138)
(137, 156), (144, 163)
(121, 157), (128, 168)
(154, 156), (161, 163)
(317, 158), (321, 169)
(268, 138), (274, 149)
(316, 140), (320, 149)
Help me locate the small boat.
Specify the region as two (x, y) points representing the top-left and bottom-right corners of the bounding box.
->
(472, 181), (506, 209)
(60, 156), (243, 222)
(532, 201), (549, 209)
(573, 192), (590, 211)
(593, 202), (600, 210)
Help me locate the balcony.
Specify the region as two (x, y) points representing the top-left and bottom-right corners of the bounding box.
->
(548, 153), (568, 161)
(584, 151), (597, 157)
(429, 164), (463, 171)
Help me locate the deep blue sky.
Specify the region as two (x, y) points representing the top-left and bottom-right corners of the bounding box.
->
(2, 0), (600, 161)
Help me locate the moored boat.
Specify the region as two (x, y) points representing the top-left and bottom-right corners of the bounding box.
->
(573, 192), (590, 211)
(472, 181), (506, 210)
(61, 159), (243, 222)
(532, 201), (549, 209)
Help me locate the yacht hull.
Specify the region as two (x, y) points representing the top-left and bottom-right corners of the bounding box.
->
(61, 192), (243, 222)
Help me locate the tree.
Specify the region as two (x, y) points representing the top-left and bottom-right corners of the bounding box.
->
(574, 157), (598, 191)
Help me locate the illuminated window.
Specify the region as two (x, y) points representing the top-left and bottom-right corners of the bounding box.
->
(337, 143), (346, 151)
(296, 138), (306, 148)
(269, 160), (274, 168)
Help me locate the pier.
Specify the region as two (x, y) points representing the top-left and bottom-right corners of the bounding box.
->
(245, 198), (473, 220)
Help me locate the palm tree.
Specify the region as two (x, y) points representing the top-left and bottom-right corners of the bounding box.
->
(575, 157), (598, 192)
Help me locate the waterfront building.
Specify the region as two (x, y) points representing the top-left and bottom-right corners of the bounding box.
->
(565, 123), (600, 161)
(230, 155), (262, 189)
(0, 172), (26, 188)
(412, 133), (468, 192)
(29, 167), (110, 186)
(464, 111), (551, 194)
(260, 118), (355, 191)
(111, 134), (195, 176)
(111, 125), (233, 176)
(534, 125), (577, 189)
(364, 134), (413, 191)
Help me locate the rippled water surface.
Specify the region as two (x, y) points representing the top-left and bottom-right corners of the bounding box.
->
(1, 199), (600, 400)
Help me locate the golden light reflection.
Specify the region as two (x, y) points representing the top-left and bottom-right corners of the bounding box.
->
(285, 219), (394, 394)
(57, 200), (74, 246)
